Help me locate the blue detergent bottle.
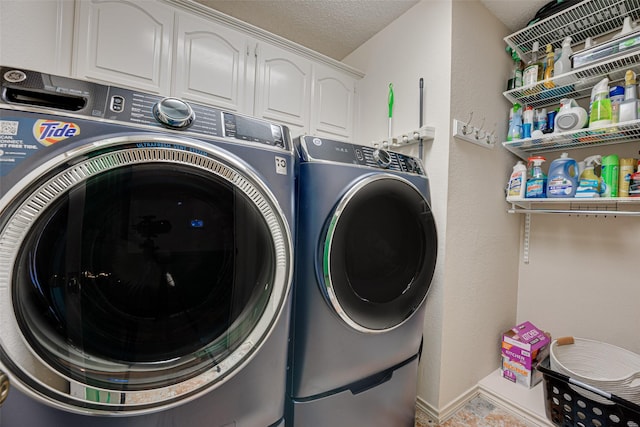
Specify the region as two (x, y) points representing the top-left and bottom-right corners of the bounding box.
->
(525, 156), (547, 198)
(546, 152), (579, 198)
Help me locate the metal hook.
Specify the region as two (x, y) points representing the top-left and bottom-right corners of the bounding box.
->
(462, 112), (474, 135)
(475, 117), (486, 140)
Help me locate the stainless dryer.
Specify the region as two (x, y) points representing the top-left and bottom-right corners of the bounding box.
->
(0, 66), (294, 427)
(287, 136), (438, 426)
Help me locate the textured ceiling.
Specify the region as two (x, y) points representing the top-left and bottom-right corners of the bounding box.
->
(480, 0), (551, 32)
(192, 0), (551, 61)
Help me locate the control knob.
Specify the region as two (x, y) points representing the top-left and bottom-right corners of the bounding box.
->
(153, 98), (195, 129)
(372, 148), (391, 168)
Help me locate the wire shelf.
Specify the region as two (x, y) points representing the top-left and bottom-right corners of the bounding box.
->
(507, 197), (640, 216)
(503, 50), (640, 108)
(502, 119), (640, 159)
(505, 0), (640, 59)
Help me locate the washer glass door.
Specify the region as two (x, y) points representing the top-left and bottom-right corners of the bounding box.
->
(0, 140), (291, 414)
(323, 174), (437, 332)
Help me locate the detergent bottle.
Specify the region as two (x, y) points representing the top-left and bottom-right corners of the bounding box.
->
(507, 160), (527, 200)
(546, 153), (579, 198)
(601, 154), (619, 197)
(629, 163), (640, 197)
(619, 158), (637, 197)
(575, 155), (602, 198)
(525, 156), (547, 198)
(507, 103), (522, 141)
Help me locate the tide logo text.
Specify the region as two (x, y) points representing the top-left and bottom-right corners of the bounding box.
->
(33, 120), (80, 146)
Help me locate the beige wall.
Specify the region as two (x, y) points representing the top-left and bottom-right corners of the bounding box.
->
(517, 213), (640, 352)
(344, 0), (453, 408)
(345, 0), (521, 414)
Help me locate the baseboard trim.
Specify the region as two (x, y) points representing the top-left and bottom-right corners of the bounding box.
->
(416, 385), (479, 423)
(477, 384), (554, 427)
(415, 396), (438, 422)
(418, 381), (553, 426)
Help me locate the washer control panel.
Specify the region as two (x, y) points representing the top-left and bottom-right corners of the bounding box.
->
(0, 66), (291, 151)
(222, 112), (285, 148)
(300, 136), (424, 175)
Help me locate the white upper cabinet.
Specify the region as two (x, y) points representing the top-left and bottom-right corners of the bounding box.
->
(0, 0), (74, 76)
(74, 0), (174, 94)
(1, 0), (361, 140)
(311, 63), (356, 141)
(173, 12), (250, 113)
(254, 43), (312, 138)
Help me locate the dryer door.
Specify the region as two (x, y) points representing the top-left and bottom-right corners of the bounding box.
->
(0, 137), (292, 414)
(322, 174), (437, 332)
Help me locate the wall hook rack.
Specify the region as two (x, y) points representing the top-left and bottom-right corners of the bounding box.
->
(452, 117), (496, 149)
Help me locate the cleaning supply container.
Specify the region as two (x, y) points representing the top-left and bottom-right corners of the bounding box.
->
(576, 155), (602, 198)
(507, 103), (522, 141)
(619, 157), (636, 197)
(601, 154), (619, 197)
(555, 98), (588, 132)
(546, 153), (579, 198)
(619, 70), (640, 123)
(507, 160), (527, 200)
(525, 156), (547, 198)
(629, 164), (640, 197)
(589, 77), (612, 128)
(610, 85), (625, 124)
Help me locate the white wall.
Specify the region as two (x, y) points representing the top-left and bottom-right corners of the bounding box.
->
(517, 214), (640, 352)
(345, 0), (522, 415)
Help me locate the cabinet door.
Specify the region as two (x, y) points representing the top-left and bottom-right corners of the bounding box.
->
(254, 43), (312, 138)
(311, 64), (356, 141)
(173, 12), (249, 112)
(74, 0), (173, 93)
(0, 0), (74, 76)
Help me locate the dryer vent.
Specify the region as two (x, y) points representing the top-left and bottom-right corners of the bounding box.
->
(3, 87), (86, 111)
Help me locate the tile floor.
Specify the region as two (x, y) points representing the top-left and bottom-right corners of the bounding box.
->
(415, 395), (532, 427)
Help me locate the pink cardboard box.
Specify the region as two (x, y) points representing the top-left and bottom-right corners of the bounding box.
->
(501, 321), (550, 387)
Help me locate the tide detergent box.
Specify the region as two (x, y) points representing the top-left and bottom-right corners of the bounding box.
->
(501, 321), (550, 387)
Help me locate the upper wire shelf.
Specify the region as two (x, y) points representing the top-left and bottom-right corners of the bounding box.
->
(503, 49), (640, 108)
(504, 0), (640, 59)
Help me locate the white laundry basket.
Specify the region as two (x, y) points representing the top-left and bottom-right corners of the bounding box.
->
(550, 337), (640, 405)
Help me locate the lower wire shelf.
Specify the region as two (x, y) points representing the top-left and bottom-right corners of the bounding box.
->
(507, 197), (640, 216)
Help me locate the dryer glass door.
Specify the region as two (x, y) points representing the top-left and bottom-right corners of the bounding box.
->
(323, 175), (437, 332)
(0, 141), (291, 414)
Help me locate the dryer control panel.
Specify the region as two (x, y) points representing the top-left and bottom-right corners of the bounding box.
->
(0, 66), (291, 151)
(298, 136), (424, 175)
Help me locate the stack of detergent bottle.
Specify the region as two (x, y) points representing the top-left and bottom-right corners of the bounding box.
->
(507, 152), (640, 200)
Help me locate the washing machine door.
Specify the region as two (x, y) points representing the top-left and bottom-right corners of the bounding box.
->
(0, 136), (292, 415)
(323, 174), (437, 333)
